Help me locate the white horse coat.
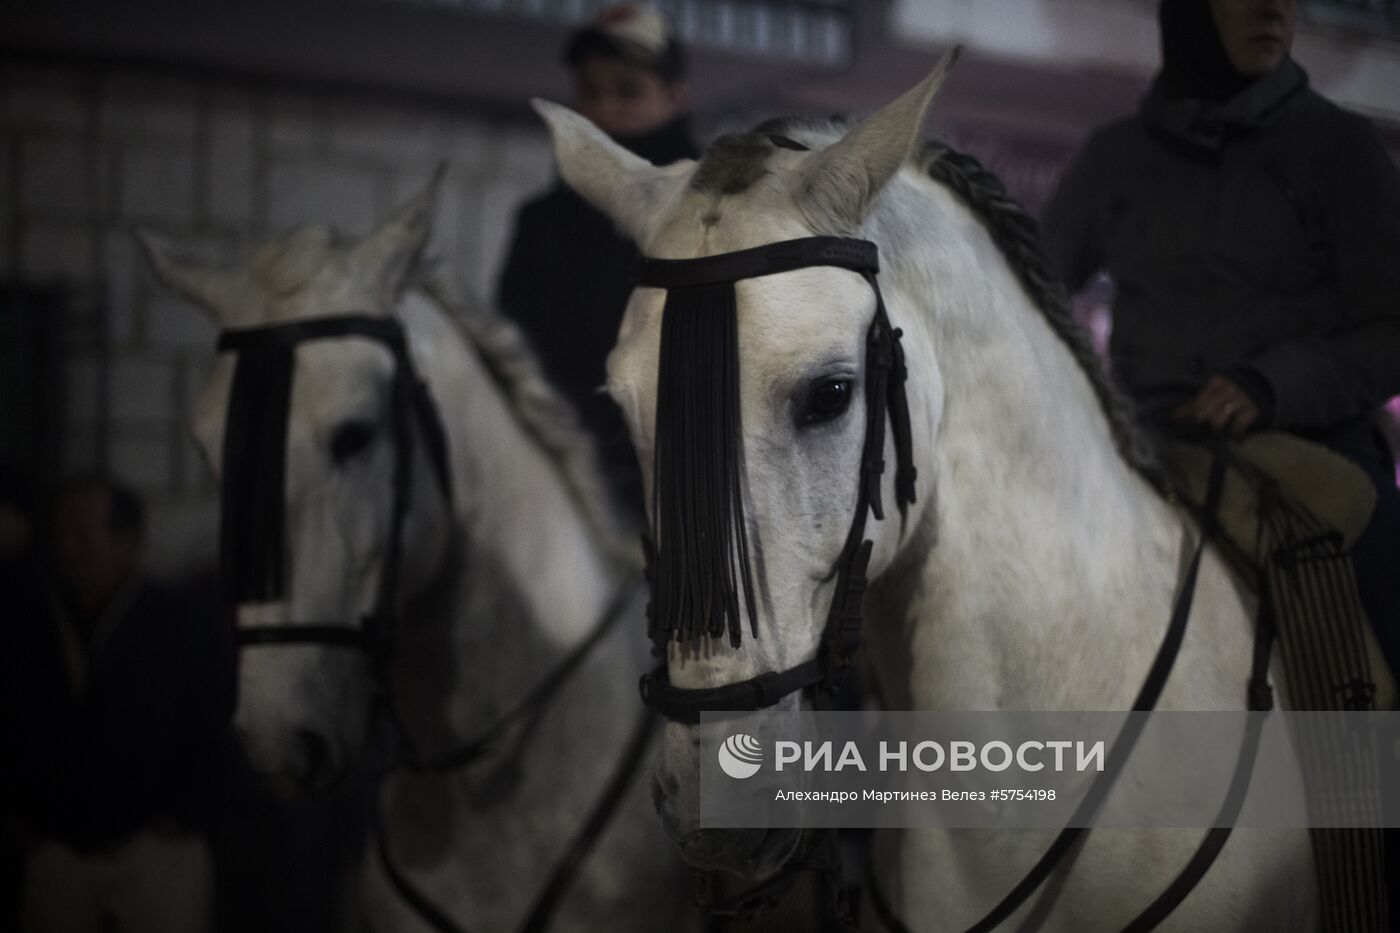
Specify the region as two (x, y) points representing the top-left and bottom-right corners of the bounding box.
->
(538, 62), (1318, 931)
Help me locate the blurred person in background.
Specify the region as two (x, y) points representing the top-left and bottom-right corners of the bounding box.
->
(1040, 0), (1400, 673)
(0, 465), (36, 571)
(497, 3), (698, 526)
(3, 474), (235, 933)
(1, 465), (41, 929)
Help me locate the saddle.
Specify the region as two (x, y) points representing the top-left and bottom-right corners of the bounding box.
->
(1160, 430), (1393, 933)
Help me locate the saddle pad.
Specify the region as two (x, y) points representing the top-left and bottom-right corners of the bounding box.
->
(1162, 431), (1376, 555)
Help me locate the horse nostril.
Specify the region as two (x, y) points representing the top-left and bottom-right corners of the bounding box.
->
(295, 727), (336, 789)
(679, 828), (767, 866)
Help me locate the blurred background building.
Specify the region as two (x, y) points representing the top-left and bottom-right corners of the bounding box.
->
(2, 0), (1398, 577)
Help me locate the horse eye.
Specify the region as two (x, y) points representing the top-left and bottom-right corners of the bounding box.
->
(330, 420), (376, 464)
(800, 378), (854, 426)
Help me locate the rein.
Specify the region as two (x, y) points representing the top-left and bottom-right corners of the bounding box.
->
(375, 573), (657, 933)
(401, 573), (643, 773)
(866, 440), (1278, 932)
(213, 313), (655, 933)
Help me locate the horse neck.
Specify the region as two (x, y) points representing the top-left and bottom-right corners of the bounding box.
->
(867, 178), (1190, 712)
(393, 292), (627, 741)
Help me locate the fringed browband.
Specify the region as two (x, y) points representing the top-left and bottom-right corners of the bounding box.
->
(634, 236), (877, 289)
(215, 314), (452, 661)
(635, 236), (917, 722)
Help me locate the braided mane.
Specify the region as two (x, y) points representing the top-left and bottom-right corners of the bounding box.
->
(912, 140), (1167, 495)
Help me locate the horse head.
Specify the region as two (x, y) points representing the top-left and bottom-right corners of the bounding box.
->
(137, 172), (455, 794)
(538, 59), (956, 878)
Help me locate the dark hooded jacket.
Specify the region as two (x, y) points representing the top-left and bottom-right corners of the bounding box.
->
(496, 115), (698, 522)
(1040, 1), (1400, 458)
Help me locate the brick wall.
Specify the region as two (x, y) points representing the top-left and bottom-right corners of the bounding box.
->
(1, 58), (555, 578)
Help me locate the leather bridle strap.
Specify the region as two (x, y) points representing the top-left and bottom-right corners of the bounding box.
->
(635, 236), (879, 287)
(635, 236), (916, 722)
(639, 656), (827, 724)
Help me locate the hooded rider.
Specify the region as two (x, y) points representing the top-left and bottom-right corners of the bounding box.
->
(1041, 0), (1400, 676)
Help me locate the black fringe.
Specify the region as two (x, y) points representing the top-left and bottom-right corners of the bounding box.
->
(221, 345), (294, 602)
(650, 283), (759, 648)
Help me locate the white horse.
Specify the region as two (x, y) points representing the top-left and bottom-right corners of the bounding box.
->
(536, 64), (1319, 931)
(137, 180), (695, 932)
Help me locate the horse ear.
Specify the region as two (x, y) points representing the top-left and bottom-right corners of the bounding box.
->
(796, 47), (960, 232)
(532, 99), (682, 243)
(351, 162), (444, 300)
(135, 227), (242, 323)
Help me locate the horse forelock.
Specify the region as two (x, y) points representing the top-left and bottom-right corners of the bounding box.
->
(686, 119), (847, 199)
(690, 131), (777, 195)
(248, 225), (343, 297)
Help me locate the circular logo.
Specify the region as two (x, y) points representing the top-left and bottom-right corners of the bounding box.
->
(718, 733), (763, 779)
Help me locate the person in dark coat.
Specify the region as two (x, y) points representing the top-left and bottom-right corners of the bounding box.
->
(5, 474), (235, 933)
(1040, 0), (1400, 672)
(1, 465), (41, 930)
(497, 4), (699, 526)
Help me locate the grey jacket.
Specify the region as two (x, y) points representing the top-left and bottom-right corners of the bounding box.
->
(1041, 61), (1400, 434)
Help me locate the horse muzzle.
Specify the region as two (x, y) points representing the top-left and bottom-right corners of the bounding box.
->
(675, 827), (804, 879)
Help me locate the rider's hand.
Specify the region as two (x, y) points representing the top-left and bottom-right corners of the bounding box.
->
(1169, 374), (1261, 439)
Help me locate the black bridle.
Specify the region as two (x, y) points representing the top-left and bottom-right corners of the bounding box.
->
(213, 312), (657, 933)
(216, 314), (452, 667)
(634, 236), (917, 722)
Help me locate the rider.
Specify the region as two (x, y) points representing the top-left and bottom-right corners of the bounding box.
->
(1040, 0), (1400, 675)
(497, 3), (699, 528)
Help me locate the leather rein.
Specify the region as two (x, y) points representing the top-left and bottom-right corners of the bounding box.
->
(866, 441), (1277, 932)
(213, 314), (654, 933)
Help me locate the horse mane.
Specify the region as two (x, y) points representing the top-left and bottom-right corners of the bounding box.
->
(414, 267), (638, 566)
(749, 118), (1168, 495)
(912, 141), (1167, 494)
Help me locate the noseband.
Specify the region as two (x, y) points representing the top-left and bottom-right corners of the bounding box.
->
(214, 314), (452, 669)
(634, 236), (917, 723)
